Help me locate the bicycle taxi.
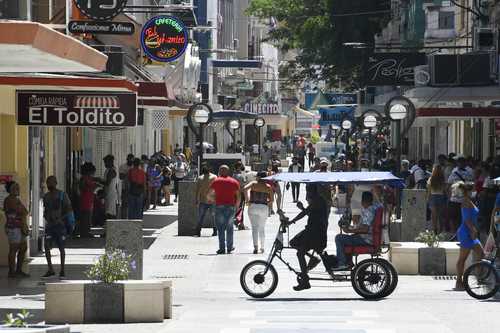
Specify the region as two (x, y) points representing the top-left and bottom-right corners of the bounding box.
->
(240, 171), (403, 300)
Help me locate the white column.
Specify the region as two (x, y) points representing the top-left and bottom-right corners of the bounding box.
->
(30, 127), (41, 255)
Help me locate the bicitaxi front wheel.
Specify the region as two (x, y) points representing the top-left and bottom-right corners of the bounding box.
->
(463, 261), (500, 300)
(240, 260), (278, 298)
(351, 259), (391, 300)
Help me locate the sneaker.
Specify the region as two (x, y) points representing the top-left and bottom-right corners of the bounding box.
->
(42, 271), (56, 278)
(16, 271), (30, 278)
(228, 247), (235, 254)
(332, 264), (350, 271)
(216, 249), (226, 255)
(253, 249), (258, 254)
(260, 248), (265, 254)
(174, 198), (178, 203)
(306, 256), (321, 271)
(293, 280), (311, 291)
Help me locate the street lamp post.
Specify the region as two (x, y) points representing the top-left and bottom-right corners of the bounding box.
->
(331, 123), (341, 156)
(229, 119), (241, 152)
(254, 117), (265, 160)
(384, 96), (414, 219)
(341, 117), (353, 158)
(187, 103), (213, 175)
(363, 114), (377, 171)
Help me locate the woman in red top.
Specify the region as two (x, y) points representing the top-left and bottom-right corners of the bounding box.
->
(79, 163), (97, 238)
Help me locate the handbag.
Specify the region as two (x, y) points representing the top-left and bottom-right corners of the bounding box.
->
(59, 192), (76, 235)
(484, 232), (496, 258)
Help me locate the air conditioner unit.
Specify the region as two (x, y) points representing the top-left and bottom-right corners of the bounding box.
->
(459, 52), (493, 86)
(474, 28), (496, 51)
(429, 54), (459, 86)
(414, 65), (430, 86)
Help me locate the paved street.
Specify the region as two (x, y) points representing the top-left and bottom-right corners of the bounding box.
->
(2, 188), (498, 333)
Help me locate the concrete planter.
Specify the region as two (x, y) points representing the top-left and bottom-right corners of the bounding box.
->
(84, 283), (124, 323)
(0, 325), (70, 333)
(46, 280), (171, 324)
(418, 247), (446, 275)
(390, 242), (473, 275)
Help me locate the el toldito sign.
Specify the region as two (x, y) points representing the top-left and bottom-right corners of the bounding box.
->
(16, 91), (137, 127)
(140, 16), (188, 63)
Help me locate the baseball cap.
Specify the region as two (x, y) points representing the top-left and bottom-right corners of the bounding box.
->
(320, 157), (329, 165)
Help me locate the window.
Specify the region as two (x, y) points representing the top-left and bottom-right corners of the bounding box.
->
(439, 11), (455, 29)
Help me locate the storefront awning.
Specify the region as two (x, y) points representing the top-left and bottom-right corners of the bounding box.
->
(292, 106), (316, 118)
(0, 74), (137, 116)
(417, 107), (500, 119)
(404, 86), (500, 104)
(136, 81), (188, 110)
(0, 21), (107, 72)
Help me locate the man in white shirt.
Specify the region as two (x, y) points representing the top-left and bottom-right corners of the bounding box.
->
(447, 156), (473, 233)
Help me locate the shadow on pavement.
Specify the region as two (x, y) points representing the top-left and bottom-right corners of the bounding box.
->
(247, 297), (373, 302)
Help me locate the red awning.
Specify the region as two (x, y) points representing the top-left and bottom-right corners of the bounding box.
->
(136, 81), (188, 109)
(417, 107), (500, 118)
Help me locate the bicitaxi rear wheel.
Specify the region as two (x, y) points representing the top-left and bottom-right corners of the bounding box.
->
(373, 258), (398, 298)
(463, 261), (500, 300)
(351, 259), (391, 300)
(240, 260), (278, 298)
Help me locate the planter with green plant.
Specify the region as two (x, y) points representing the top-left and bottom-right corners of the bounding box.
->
(46, 248), (166, 324)
(83, 248), (134, 323)
(415, 230), (446, 275)
(2, 309), (69, 333)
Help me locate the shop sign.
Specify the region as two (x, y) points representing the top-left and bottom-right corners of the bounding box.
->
(73, 0), (128, 20)
(68, 21), (135, 35)
(244, 102), (280, 115)
(324, 93), (357, 105)
(140, 16), (188, 63)
(16, 91), (137, 127)
(318, 106), (354, 126)
(364, 53), (427, 86)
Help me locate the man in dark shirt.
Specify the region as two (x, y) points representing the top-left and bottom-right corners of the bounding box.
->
(287, 185), (329, 291)
(43, 176), (73, 278)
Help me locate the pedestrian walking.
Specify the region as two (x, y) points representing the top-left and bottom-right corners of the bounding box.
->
(454, 182), (484, 291)
(172, 155), (188, 203)
(161, 166), (172, 206)
(287, 157), (303, 202)
(244, 171), (273, 254)
(427, 165), (447, 233)
(147, 163), (162, 210)
(103, 155), (118, 219)
(3, 181), (29, 278)
(233, 161), (248, 230)
(79, 162), (98, 238)
(208, 165), (241, 254)
(447, 156), (474, 234)
(42, 176), (73, 278)
(307, 142), (315, 168)
(127, 158), (146, 219)
(119, 154), (134, 219)
(195, 165), (217, 237)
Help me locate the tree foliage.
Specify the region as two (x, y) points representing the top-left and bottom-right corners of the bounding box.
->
(247, 0), (390, 88)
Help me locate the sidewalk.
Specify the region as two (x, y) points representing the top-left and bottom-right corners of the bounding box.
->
(1, 189), (499, 333)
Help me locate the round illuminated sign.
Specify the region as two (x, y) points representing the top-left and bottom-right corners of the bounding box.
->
(73, 0), (128, 21)
(140, 16), (188, 63)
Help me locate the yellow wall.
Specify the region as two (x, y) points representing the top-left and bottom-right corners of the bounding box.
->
(0, 114), (29, 204)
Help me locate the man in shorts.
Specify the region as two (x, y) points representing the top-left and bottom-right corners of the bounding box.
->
(43, 176), (73, 278)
